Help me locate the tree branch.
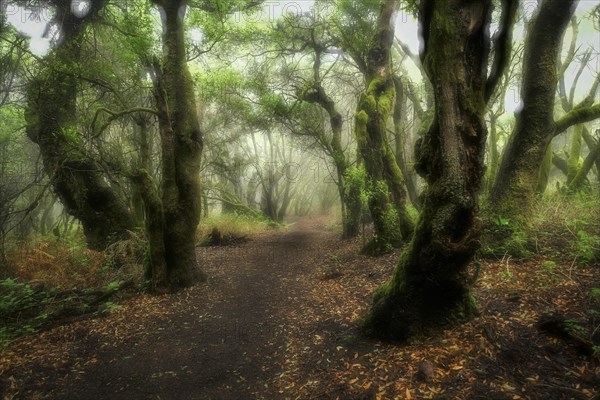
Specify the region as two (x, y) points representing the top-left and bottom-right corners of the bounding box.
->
(568, 50), (591, 107)
(485, 0), (517, 102)
(91, 107), (159, 138)
(568, 139), (600, 191)
(554, 104), (600, 137)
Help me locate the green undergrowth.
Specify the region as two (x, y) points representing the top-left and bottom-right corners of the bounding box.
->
(198, 212), (280, 246)
(530, 191), (600, 265)
(0, 232), (144, 347)
(481, 190), (600, 265)
(0, 277), (129, 347)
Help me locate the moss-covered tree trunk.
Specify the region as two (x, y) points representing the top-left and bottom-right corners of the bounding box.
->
(489, 0), (580, 223)
(354, 0), (413, 255)
(536, 143), (554, 194)
(24, 0), (134, 250)
(301, 47), (359, 238)
(343, 165), (365, 239)
(363, 0), (498, 340)
(150, 0), (205, 288)
(302, 84), (359, 238)
(131, 116), (152, 225)
(131, 169), (167, 292)
(566, 125), (584, 185)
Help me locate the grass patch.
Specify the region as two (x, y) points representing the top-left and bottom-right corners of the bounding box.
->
(531, 191), (600, 265)
(481, 190), (600, 265)
(2, 233), (144, 290)
(198, 212), (279, 246)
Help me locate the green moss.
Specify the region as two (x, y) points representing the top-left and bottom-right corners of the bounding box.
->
(362, 255), (477, 341)
(372, 280), (391, 303)
(355, 110), (369, 126)
(363, 94), (377, 113)
(536, 143), (553, 194)
(376, 84), (395, 117)
(367, 77), (387, 94)
(363, 77), (395, 120)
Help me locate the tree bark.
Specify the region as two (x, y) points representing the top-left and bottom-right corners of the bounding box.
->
(24, 0), (134, 250)
(536, 143), (554, 194)
(149, 0), (205, 288)
(489, 0), (578, 223)
(364, 0), (495, 340)
(131, 169), (167, 293)
(354, 0), (413, 255)
(131, 116), (152, 225)
(566, 125), (584, 185)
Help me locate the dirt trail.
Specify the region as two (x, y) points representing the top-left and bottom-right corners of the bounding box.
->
(2, 216), (599, 400)
(2, 217), (336, 400)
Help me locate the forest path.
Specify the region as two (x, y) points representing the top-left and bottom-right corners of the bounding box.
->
(2, 216), (599, 399)
(3, 216), (349, 400)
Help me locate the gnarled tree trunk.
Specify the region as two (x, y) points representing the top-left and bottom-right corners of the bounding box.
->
(24, 0), (134, 250)
(354, 0), (413, 255)
(363, 0), (502, 340)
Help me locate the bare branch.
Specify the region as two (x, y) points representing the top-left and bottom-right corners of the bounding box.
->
(568, 50), (592, 107)
(91, 107), (159, 138)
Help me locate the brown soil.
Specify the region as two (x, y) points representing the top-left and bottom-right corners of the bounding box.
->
(1, 216), (599, 399)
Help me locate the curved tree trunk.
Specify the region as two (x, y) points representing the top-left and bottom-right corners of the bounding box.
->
(489, 0), (578, 223)
(363, 0), (497, 340)
(312, 100), (359, 238)
(300, 50), (359, 238)
(354, 0), (413, 255)
(24, 0), (134, 250)
(566, 125), (584, 185)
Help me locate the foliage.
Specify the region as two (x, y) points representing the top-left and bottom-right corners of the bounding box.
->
(343, 165), (368, 224)
(197, 212), (278, 246)
(0, 278), (51, 345)
(532, 191), (600, 265)
(575, 230), (600, 265)
(482, 190), (600, 264)
(3, 234), (142, 290)
(0, 275), (129, 347)
(481, 214), (532, 259)
(328, 0), (380, 64)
